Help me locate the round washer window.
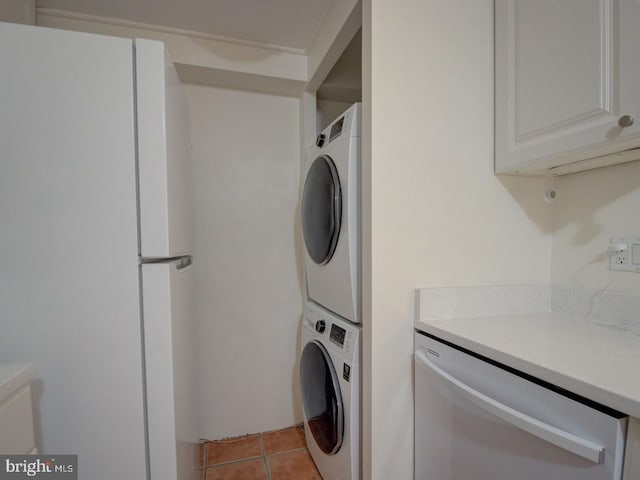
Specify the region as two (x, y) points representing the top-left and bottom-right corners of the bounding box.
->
(300, 340), (344, 455)
(301, 155), (342, 265)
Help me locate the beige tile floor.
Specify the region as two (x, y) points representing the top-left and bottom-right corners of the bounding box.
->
(199, 425), (322, 480)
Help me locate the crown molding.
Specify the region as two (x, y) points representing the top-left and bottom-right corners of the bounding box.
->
(37, 8), (306, 56)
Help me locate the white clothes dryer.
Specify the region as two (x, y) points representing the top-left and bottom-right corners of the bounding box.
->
(300, 301), (360, 480)
(301, 103), (361, 324)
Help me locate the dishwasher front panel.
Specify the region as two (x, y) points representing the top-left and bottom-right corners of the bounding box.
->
(414, 331), (627, 480)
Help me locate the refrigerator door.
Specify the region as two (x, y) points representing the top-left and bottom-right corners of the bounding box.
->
(0, 22), (147, 479)
(141, 258), (198, 480)
(136, 39), (193, 258)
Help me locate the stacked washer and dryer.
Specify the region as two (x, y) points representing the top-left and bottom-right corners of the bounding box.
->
(299, 103), (362, 480)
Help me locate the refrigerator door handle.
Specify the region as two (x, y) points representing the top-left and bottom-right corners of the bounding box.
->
(140, 255), (193, 270)
(172, 255), (192, 270)
(415, 350), (605, 464)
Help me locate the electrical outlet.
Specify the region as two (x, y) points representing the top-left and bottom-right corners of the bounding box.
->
(614, 253), (627, 265)
(610, 234), (640, 272)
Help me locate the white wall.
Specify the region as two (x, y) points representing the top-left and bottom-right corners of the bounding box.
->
(362, 1), (552, 479)
(185, 84), (304, 440)
(551, 160), (640, 293)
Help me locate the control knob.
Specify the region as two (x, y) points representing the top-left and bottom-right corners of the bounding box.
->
(315, 320), (326, 334)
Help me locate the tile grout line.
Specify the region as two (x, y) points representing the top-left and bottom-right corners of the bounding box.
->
(202, 441), (208, 479)
(259, 433), (273, 480)
(266, 447), (308, 456)
(206, 454), (264, 467)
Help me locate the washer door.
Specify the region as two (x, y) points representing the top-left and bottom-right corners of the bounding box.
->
(301, 155), (342, 265)
(300, 340), (344, 455)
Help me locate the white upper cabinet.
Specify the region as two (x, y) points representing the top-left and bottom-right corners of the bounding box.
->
(495, 0), (640, 175)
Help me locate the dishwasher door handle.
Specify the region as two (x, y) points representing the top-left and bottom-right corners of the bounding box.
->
(415, 350), (604, 464)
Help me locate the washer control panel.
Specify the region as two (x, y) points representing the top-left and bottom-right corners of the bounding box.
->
(304, 302), (360, 362)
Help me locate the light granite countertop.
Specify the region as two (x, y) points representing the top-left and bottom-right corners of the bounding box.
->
(415, 285), (640, 418)
(0, 363), (34, 404)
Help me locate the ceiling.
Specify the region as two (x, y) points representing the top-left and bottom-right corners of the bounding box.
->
(36, 0), (334, 51)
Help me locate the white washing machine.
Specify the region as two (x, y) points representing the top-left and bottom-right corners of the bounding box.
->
(300, 301), (360, 480)
(301, 103), (361, 324)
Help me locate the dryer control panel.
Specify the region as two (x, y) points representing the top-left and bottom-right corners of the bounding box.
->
(329, 324), (346, 346)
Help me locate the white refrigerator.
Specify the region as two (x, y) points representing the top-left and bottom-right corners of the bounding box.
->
(0, 22), (198, 480)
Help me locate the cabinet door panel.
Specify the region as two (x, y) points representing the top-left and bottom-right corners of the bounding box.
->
(516, 0), (609, 138)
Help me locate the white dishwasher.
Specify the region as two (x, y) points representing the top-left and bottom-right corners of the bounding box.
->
(414, 331), (627, 480)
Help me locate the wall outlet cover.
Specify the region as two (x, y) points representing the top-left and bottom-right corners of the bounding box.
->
(610, 234), (640, 273)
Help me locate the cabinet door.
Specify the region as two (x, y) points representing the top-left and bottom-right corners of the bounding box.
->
(495, 0), (640, 175)
(624, 417), (640, 480)
(0, 385), (35, 454)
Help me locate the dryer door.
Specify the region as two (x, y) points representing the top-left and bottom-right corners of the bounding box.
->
(300, 340), (344, 455)
(301, 155), (342, 265)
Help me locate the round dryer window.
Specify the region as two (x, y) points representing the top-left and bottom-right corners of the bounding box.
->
(301, 155), (342, 265)
(300, 340), (344, 455)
